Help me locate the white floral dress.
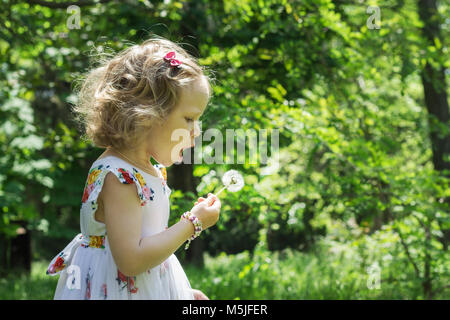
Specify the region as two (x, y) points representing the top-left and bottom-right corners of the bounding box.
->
(46, 155), (195, 300)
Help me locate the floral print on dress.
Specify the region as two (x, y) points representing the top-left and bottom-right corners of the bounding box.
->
(82, 164), (104, 204)
(46, 252), (66, 275)
(117, 168), (134, 184)
(81, 164), (154, 208)
(85, 267), (93, 300)
(117, 167), (153, 206)
(100, 283), (107, 299)
(133, 168), (155, 201)
(161, 177), (167, 194)
(46, 234), (83, 276)
(155, 164), (168, 194)
(159, 165), (167, 182)
(81, 235), (105, 249)
(116, 269), (138, 294)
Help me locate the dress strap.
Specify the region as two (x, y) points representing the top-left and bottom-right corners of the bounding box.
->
(154, 163), (168, 184)
(154, 163), (171, 196)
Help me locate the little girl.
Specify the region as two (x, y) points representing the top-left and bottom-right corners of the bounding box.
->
(46, 36), (221, 300)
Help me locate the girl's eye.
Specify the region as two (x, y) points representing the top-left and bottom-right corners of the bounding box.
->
(185, 118), (194, 123)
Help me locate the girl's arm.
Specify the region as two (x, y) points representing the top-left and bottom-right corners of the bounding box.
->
(102, 172), (195, 277)
(135, 218), (195, 273)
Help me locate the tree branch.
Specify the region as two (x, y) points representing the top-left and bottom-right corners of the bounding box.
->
(394, 225), (421, 279)
(28, 0), (113, 9)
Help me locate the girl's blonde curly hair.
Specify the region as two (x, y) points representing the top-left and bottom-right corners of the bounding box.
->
(72, 35), (213, 150)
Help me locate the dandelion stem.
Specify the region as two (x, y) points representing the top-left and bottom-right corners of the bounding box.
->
(207, 185), (227, 205)
(215, 185), (227, 197)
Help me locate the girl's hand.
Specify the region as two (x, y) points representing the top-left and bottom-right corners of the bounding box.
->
(191, 288), (209, 300)
(194, 193), (216, 206)
(191, 193), (221, 230)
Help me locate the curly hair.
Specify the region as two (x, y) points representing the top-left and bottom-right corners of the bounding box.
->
(71, 35), (214, 150)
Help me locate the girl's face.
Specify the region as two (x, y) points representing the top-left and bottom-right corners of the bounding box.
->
(147, 76), (210, 166)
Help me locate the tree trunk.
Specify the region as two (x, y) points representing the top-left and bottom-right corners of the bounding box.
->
(0, 220), (32, 277)
(422, 221), (433, 299)
(417, 0), (450, 251)
(171, 148), (204, 268)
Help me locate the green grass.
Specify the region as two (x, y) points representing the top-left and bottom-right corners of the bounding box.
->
(0, 246), (446, 299)
(0, 261), (59, 299)
(184, 247), (423, 300)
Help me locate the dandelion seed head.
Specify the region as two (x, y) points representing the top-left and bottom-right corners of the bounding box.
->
(222, 170), (244, 192)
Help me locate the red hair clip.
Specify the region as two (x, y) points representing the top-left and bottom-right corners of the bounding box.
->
(164, 51), (182, 68)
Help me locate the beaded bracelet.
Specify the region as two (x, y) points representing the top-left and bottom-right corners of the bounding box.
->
(181, 211), (202, 250)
